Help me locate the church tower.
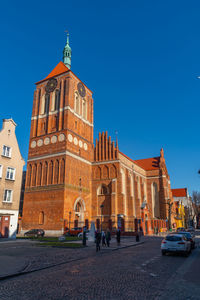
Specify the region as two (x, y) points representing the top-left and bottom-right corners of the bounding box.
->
(22, 34), (94, 235)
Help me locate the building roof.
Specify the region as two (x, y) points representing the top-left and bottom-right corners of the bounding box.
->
(35, 61), (93, 94)
(134, 157), (160, 171)
(119, 151), (160, 171)
(36, 61), (69, 84)
(171, 188), (187, 198)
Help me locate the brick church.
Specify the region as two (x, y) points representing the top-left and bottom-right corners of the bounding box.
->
(22, 34), (173, 235)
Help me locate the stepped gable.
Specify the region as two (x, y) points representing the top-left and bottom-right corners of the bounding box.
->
(94, 131), (118, 161)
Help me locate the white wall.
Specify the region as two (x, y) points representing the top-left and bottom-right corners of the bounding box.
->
(0, 209), (19, 238)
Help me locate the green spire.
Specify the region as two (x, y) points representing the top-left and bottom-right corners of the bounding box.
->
(63, 31), (72, 69)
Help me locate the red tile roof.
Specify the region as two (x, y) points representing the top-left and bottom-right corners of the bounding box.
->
(36, 61), (69, 84)
(134, 157), (160, 171)
(171, 188), (187, 197)
(35, 61), (93, 94)
(119, 151), (160, 171)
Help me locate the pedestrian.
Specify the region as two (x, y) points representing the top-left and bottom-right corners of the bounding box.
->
(139, 226), (143, 238)
(102, 230), (106, 246)
(116, 228), (121, 246)
(136, 232), (140, 242)
(106, 229), (111, 247)
(82, 227), (87, 246)
(95, 230), (101, 252)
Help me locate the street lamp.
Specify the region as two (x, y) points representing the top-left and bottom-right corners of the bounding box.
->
(100, 204), (104, 233)
(69, 211), (71, 231)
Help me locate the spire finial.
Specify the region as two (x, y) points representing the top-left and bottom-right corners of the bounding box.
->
(65, 30), (69, 44)
(63, 30), (72, 69)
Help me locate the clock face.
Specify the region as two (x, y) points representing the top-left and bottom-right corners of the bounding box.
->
(77, 82), (86, 97)
(45, 78), (57, 93)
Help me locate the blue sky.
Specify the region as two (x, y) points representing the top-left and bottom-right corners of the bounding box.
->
(0, 0), (200, 193)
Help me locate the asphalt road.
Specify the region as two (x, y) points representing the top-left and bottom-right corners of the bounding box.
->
(0, 234), (200, 299)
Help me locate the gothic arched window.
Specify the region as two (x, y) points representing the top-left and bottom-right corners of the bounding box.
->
(39, 211), (44, 225)
(82, 99), (87, 119)
(74, 92), (80, 114)
(44, 94), (50, 114)
(97, 184), (109, 195)
(151, 182), (160, 218)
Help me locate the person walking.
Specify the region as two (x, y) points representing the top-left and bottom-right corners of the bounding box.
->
(102, 230), (106, 247)
(105, 229), (111, 247)
(116, 228), (121, 246)
(95, 230), (101, 252)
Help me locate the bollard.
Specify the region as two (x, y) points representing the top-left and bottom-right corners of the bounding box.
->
(82, 230), (86, 246)
(136, 234), (140, 242)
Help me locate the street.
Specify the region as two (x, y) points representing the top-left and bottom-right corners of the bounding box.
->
(0, 233), (200, 299)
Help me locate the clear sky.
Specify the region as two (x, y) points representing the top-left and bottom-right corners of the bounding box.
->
(0, 0), (200, 194)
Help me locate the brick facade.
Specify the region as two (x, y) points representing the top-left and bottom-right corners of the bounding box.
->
(22, 61), (172, 235)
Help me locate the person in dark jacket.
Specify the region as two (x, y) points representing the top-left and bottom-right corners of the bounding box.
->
(106, 229), (111, 247)
(95, 230), (101, 252)
(116, 228), (121, 246)
(102, 231), (106, 246)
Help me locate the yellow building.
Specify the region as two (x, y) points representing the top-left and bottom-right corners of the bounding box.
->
(172, 188), (187, 229)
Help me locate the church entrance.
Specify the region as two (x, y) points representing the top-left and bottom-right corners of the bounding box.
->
(74, 198), (85, 228)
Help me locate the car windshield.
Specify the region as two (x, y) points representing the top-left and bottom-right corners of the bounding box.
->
(178, 232), (191, 238)
(166, 235), (182, 241)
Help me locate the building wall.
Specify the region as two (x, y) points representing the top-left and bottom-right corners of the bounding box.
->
(22, 65), (171, 236)
(22, 70), (93, 235)
(0, 119), (25, 238)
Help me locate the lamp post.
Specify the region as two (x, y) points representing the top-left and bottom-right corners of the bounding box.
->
(69, 211), (71, 231)
(100, 204), (104, 233)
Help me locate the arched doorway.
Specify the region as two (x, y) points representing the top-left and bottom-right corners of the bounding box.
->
(74, 198), (85, 227)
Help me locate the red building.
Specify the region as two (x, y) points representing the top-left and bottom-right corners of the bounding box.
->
(22, 35), (172, 235)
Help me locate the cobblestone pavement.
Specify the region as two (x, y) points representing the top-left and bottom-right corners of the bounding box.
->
(0, 235), (200, 299)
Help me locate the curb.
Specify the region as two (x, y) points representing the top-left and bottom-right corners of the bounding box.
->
(101, 241), (144, 251)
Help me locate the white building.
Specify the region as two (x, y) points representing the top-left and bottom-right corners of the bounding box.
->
(0, 119), (25, 238)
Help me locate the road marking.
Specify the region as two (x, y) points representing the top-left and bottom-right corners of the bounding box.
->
(149, 273), (158, 277)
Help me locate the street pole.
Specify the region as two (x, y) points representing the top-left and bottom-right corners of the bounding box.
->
(100, 204), (104, 233)
(69, 211), (71, 231)
(167, 200), (173, 231)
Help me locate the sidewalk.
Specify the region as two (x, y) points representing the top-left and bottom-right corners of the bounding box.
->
(0, 256), (28, 277)
(0, 237), (144, 279)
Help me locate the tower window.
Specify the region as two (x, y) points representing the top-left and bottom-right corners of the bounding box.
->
(55, 90), (60, 111)
(75, 121), (77, 129)
(44, 94), (50, 114)
(82, 99), (87, 119)
(74, 92), (80, 114)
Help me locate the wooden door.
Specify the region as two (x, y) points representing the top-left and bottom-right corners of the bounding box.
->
(0, 216), (10, 238)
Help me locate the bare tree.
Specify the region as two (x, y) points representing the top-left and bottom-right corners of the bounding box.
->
(192, 191), (200, 218)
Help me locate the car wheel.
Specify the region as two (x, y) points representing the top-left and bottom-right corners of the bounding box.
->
(184, 251), (189, 257)
(162, 250), (166, 256)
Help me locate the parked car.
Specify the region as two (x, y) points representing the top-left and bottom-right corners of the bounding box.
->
(161, 234), (191, 256)
(78, 230), (89, 238)
(64, 227), (83, 236)
(188, 226), (195, 231)
(187, 227), (195, 237)
(175, 231), (195, 249)
(24, 229), (45, 238)
(177, 227), (185, 232)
